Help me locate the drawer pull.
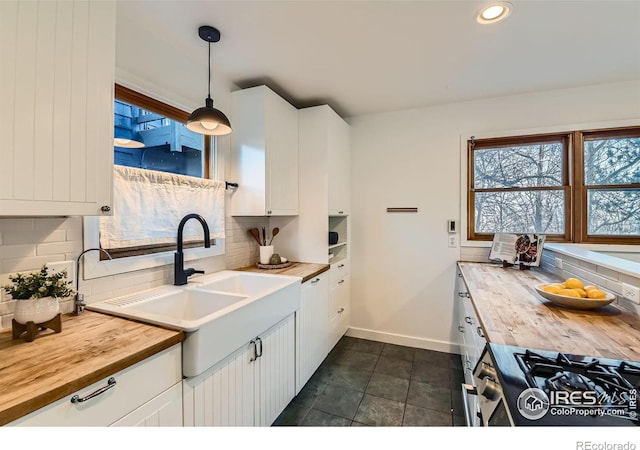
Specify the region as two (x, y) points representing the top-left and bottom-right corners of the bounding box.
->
(458, 292), (470, 298)
(256, 337), (263, 358)
(465, 316), (473, 325)
(476, 327), (485, 338)
(338, 264), (345, 268)
(310, 278), (320, 284)
(71, 377), (116, 404)
(338, 307), (345, 314)
(338, 280), (345, 284)
(249, 339), (257, 362)
(458, 325), (465, 333)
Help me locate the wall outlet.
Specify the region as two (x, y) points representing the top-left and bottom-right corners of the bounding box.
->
(621, 283), (640, 304)
(554, 258), (563, 269)
(448, 235), (458, 248)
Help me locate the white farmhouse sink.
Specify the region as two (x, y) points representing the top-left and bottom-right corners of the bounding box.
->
(87, 270), (301, 377)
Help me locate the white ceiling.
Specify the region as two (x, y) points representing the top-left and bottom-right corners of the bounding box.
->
(116, 0), (640, 118)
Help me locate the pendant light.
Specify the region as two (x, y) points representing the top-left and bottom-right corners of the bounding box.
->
(187, 25), (232, 136)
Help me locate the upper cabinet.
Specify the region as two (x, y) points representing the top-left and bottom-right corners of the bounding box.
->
(327, 111), (351, 216)
(229, 86), (299, 216)
(0, 1), (115, 216)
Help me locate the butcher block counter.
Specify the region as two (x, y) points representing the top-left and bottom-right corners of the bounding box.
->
(0, 311), (184, 425)
(237, 262), (330, 283)
(458, 262), (640, 362)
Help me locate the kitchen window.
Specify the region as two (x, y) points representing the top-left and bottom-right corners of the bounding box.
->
(467, 126), (640, 244)
(82, 85), (225, 279)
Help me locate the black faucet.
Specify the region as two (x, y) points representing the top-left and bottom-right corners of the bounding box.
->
(174, 213), (211, 286)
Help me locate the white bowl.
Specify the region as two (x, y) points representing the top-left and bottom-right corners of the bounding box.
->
(534, 284), (615, 310)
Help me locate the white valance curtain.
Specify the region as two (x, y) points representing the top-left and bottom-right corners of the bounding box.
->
(99, 165), (225, 249)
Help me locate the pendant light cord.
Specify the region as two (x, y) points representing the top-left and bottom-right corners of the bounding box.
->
(207, 40), (212, 100)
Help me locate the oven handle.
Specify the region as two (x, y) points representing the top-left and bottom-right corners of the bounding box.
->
(461, 383), (478, 427)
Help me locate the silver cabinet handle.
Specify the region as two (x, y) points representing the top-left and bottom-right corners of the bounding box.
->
(458, 292), (470, 298)
(461, 383), (478, 427)
(458, 325), (465, 333)
(338, 211), (344, 214)
(249, 339), (257, 362)
(71, 377), (116, 404)
(338, 307), (345, 314)
(338, 279), (345, 284)
(256, 337), (263, 358)
(338, 264), (345, 268)
(477, 327), (485, 338)
(465, 316), (473, 325)
(310, 278), (320, 284)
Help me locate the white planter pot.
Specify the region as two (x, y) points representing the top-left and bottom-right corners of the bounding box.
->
(13, 296), (60, 325)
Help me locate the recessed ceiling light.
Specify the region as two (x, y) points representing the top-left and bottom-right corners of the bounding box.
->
(476, 2), (512, 24)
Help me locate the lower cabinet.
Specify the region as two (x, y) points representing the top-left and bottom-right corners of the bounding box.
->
(296, 273), (329, 393)
(9, 344), (182, 426)
(182, 313), (296, 426)
(328, 270), (350, 352)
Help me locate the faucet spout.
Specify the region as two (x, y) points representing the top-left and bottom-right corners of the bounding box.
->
(75, 247), (113, 315)
(175, 214), (211, 286)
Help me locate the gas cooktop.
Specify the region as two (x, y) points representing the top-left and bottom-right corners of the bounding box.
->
(487, 343), (640, 426)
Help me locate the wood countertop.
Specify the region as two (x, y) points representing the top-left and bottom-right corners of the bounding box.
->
(237, 262), (330, 283)
(0, 311), (184, 425)
(458, 262), (640, 362)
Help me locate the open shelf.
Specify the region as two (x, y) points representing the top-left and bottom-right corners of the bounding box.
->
(328, 241), (348, 250)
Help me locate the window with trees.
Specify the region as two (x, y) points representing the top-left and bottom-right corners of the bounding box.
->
(468, 126), (640, 244)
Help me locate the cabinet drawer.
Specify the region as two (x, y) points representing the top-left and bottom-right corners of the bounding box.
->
(329, 259), (350, 286)
(328, 302), (349, 351)
(10, 345), (181, 426)
(329, 273), (350, 318)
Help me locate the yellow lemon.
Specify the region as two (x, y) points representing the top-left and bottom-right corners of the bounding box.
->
(564, 278), (584, 289)
(573, 288), (587, 298)
(543, 285), (562, 294)
(584, 285), (598, 292)
(558, 289), (581, 298)
(587, 289), (607, 299)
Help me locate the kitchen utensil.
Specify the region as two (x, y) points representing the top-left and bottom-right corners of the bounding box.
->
(269, 227), (279, 245)
(248, 228), (262, 246)
(262, 227), (266, 246)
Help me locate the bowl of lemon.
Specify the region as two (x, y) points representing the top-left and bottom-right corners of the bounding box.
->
(535, 278), (616, 310)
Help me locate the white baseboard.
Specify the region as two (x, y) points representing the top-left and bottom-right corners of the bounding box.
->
(346, 327), (461, 355)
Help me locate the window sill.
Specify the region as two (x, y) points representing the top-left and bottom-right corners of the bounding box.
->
(82, 217), (225, 280)
(545, 243), (640, 278)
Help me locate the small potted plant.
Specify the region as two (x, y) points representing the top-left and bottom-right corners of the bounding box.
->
(3, 265), (74, 325)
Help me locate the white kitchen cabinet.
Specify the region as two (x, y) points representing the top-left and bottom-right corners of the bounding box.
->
(327, 111), (351, 216)
(9, 345), (182, 426)
(110, 382), (183, 427)
(296, 273), (329, 393)
(328, 271), (350, 352)
(455, 266), (486, 384)
(0, 0), (115, 216)
(229, 85), (299, 216)
(182, 313), (296, 426)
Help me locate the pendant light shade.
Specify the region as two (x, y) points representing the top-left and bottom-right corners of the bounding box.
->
(187, 25), (232, 136)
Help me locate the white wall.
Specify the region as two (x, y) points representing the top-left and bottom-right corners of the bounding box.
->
(348, 80), (640, 353)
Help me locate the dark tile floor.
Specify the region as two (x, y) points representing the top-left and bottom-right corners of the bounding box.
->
(273, 336), (466, 427)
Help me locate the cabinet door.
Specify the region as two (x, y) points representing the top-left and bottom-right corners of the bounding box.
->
(182, 342), (256, 427)
(110, 382), (183, 427)
(296, 274), (329, 393)
(256, 313), (296, 426)
(0, 0), (114, 216)
(265, 88), (299, 215)
(328, 111), (350, 216)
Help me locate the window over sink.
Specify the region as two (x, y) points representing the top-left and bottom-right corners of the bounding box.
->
(467, 125), (640, 244)
(82, 85), (225, 280)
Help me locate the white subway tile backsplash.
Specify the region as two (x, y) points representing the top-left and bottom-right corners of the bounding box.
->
(36, 241), (82, 256)
(2, 229), (66, 245)
(0, 244), (36, 260)
(0, 219), (35, 232)
(596, 266), (621, 281)
(618, 273), (640, 288)
(605, 280), (624, 295)
(2, 255), (66, 274)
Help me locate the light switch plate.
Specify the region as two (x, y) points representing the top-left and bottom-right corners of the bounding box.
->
(622, 283), (640, 304)
(47, 260), (76, 291)
(448, 235), (458, 248)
